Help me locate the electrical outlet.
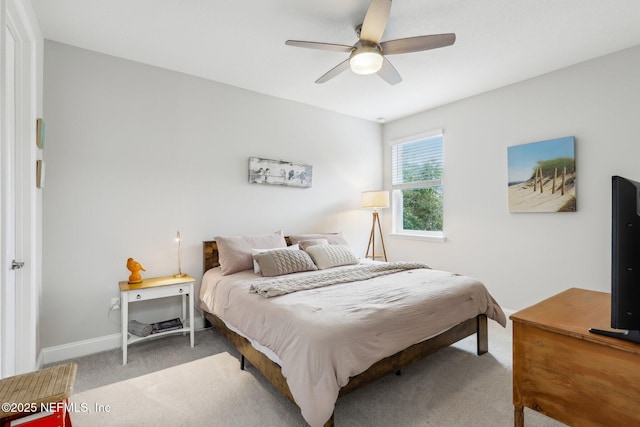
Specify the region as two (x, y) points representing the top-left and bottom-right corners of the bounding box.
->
(111, 297), (120, 309)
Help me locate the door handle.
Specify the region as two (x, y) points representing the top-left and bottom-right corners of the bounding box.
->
(11, 260), (24, 270)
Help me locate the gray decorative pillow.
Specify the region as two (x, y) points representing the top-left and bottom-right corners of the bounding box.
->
(254, 248), (318, 277)
(252, 244), (300, 273)
(306, 244), (358, 270)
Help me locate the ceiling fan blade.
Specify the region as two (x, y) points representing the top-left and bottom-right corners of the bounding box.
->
(377, 57), (402, 85)
(315, 59), (351, 84)
(285, 40), (353, 53)
(360, 0), (392, 43)
(381, 33), (456, 55)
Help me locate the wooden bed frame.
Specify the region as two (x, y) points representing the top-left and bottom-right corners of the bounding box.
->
(202, 240), (488, 427)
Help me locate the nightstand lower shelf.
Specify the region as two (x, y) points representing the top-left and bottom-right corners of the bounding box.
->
(119, 275), (196, 364)
(126, 324), (191, 345)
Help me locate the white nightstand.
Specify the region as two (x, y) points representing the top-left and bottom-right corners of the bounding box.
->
(119, 275), (196, 364)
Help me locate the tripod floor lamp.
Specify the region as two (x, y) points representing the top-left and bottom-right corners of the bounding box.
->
(362, 190), (389, 261)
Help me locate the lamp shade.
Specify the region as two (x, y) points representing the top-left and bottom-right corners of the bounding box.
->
(361, 190), (390, 209)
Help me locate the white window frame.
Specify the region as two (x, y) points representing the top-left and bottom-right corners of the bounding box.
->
(390, 129), (446, 243)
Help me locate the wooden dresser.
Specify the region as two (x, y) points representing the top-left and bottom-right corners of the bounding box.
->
(511, 288), (640, 427)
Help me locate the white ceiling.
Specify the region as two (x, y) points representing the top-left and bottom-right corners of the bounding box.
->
(30, 0), (640, 123)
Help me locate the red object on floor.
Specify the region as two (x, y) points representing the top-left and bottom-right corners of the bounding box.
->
(15, 399), (73, 427)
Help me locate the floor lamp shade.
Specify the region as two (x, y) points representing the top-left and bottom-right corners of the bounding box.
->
(361, 191), (390, 209)
(362, 191), (389, 261)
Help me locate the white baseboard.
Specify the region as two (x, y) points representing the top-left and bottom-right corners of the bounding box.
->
(40, 316), (207, 365)
(41, 333), (122, 366)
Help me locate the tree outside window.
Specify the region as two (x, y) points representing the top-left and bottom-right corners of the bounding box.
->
(391, 133), (444, 237)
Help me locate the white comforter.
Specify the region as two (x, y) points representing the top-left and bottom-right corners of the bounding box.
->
(200, 264), (506, 427)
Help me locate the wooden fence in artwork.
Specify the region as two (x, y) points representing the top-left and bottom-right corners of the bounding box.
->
(533, 167), (567, 195)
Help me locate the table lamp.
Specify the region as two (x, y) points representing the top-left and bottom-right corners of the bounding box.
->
(174, 231), (187, 278)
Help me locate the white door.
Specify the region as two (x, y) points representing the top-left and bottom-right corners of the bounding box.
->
(1, 0), (37, 377)
(1, 6), (19, 378)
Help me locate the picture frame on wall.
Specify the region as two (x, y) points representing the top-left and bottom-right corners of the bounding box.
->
(36, 118), (45, 149)
(507, 136), (576, 213)
(248, 157), (313, 188)
(36, 160), (45, 188)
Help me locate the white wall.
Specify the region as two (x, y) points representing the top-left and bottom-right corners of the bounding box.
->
(41, 41), (382, 358)
(384, 45), (640, 312)
(41, 39), (640, 360)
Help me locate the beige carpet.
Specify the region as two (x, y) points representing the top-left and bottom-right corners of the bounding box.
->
(69, 321), (564, 426)
(70, 351), (305, 426)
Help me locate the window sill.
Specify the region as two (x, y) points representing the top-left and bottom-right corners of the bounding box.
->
(389, 233), (446, 243)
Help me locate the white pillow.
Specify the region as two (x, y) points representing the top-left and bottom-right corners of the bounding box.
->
(305, 244), (358, 270)
(252, 244), (299, 273)
(289, 232), (350, 246)
(215, 232), (287, 275)
(297, 239), (329, 251)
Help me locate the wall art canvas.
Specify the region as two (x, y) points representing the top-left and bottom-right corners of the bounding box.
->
(36, 118), (45, 149)
(249, 157), (313, 188)
(36, 160), (45, 188)
(507, 136), (576, 212)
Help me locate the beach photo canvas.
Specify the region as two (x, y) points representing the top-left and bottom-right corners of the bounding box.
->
(507, 136), (576, 212)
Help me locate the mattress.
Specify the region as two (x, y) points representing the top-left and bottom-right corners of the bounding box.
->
(200, 263), (506, 426)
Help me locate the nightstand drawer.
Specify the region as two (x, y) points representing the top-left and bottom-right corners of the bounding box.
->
(128, 284), (189, 301)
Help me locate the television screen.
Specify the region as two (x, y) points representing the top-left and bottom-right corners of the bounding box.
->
(589, 175), (640, 344)
(611, 175), (640, 330)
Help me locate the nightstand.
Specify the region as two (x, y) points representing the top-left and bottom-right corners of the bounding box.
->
(119, 275), (196, 364)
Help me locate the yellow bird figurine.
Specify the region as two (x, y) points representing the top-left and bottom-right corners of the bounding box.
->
(126, 258), (146, 284)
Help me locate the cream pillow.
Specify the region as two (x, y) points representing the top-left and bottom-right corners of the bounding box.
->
(215, 232), (287, 275)
(306, 244), (358, 270)
(253, 248), (318, 277)
(297, 239), (328, 251)
(252, 244), (300, 273)
(289, 233), (350, 246)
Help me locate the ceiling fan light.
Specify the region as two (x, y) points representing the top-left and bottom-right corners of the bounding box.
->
(350, 51), (383, 75)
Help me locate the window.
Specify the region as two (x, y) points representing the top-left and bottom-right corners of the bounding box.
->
(391, 131), (444, 240)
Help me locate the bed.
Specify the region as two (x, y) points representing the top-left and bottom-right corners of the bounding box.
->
(200, 234), (506, 427)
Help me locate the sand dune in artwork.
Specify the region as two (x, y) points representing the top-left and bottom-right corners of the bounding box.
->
(508, 173), (576, 212)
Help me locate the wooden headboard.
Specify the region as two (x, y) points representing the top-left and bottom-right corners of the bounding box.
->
(203, 237), (293, 273)
(202, 241), (220, 272)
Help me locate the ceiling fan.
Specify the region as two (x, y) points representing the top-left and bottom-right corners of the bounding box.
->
(285, 0), (456, 85)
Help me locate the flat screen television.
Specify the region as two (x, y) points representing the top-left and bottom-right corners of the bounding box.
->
(590, 175), (640, 344)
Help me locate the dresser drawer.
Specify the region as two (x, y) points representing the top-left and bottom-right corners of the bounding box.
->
(126, 284), (190, 301)
(512, 311), (640, 427)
